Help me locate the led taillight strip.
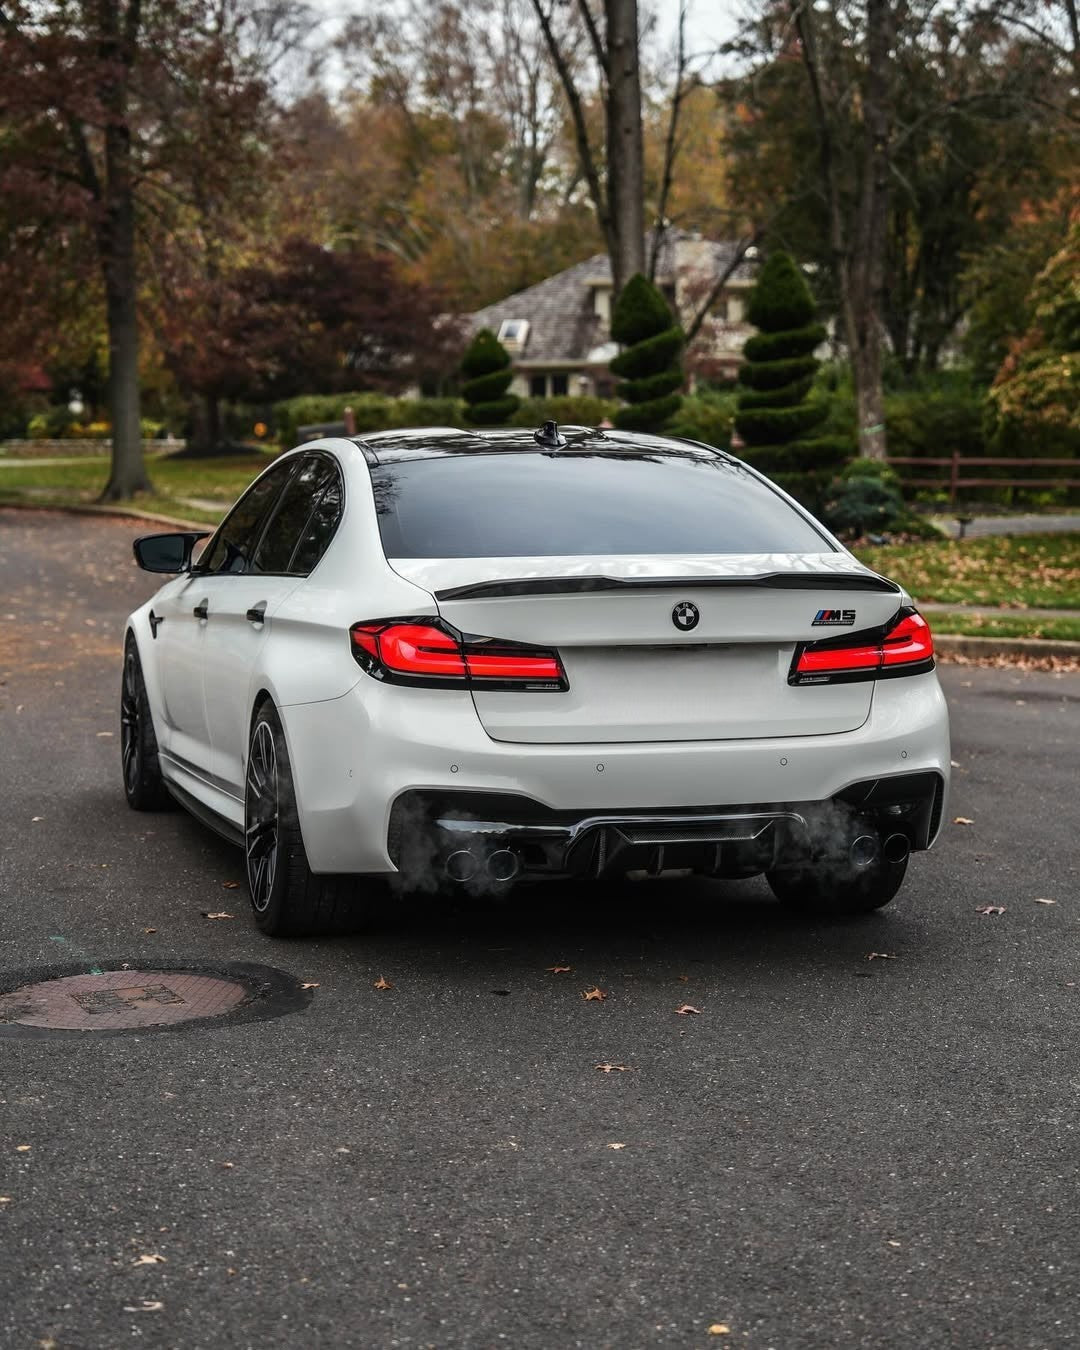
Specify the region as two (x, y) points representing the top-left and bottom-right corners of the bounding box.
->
(350, 620), (567, 690)
(790, 610), (935, 685)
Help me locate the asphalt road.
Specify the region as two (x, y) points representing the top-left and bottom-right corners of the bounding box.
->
(1, 508), (1079, 1350)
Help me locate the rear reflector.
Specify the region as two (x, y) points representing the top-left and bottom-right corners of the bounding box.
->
(350, 620), (567, 690)
(790, 609), (934, 685)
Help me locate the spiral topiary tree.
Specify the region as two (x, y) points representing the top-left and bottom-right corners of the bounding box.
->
(609, 273), (684, 433)
(462, 328), (520, 425)
(734, 251), (849, 506)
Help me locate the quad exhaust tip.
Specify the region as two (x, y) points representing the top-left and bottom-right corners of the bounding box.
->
(444, 850), (478, 883)
(883, 833), (911, 864)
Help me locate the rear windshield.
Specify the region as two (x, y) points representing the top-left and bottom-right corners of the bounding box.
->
(370, 452), (832, 558)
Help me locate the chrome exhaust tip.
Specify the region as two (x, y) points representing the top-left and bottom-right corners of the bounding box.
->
(883, 833), (911, 864)
(486, 849), (520, 883)
(849, 835), (880, 869)
(445, 850), (479, 883)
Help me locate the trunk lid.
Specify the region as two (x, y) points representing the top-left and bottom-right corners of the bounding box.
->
(389, 553), (902, 744)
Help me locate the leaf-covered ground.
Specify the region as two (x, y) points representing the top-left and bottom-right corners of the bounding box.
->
(856, 534), (1080, 611)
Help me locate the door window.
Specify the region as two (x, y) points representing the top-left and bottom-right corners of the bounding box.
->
(198, 459), (297, 575)
(251, 455), (337, 574)
(288, 467), (345, 575)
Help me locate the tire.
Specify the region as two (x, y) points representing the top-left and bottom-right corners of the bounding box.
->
(121, 635), (172, 811)
(244, 701), (358, 937)
(766, 853), (908, 917)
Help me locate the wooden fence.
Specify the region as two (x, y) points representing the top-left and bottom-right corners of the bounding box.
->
(885, 452), (1080, 507)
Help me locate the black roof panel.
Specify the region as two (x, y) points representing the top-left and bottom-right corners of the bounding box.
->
(355, 426), (726, 464)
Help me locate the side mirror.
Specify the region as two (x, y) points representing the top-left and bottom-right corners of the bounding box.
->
(132, 531), (210, 574)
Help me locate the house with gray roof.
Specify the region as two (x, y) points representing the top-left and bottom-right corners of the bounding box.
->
(468, 232), (757, 399)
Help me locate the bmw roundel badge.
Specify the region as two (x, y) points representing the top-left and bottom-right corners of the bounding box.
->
(672, 601), (700, 631)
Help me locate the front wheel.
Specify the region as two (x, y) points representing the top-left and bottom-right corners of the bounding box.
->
(766, 853), (908, 917)
(120, 636), (172, 811)
(244, 702), (359, 937)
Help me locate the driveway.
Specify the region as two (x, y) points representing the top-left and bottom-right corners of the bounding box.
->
(1, 508), (1079, 1349)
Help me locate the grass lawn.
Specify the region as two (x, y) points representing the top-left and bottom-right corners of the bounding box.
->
(926, 612), (1080, 643)
(0, 450), (274, 526)
(855, 534), (1080, 611)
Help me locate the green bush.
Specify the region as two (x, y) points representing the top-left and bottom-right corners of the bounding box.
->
(27, 405), (76, 438)
(820, 476), (906, 538)
(462, 329), (519, 425)
(274, 393), (464, 445)
(665, 392), (736, 450)
(610, 274), (684, 432)
(508, 396), (618, 428)
(734, 251), (848, 509)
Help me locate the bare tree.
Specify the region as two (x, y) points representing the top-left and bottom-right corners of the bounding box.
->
(531, 0), (646, 295)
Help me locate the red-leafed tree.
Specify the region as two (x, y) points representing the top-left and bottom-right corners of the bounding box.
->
(0, 0), (286, 496)
(153, 238), (461, 452)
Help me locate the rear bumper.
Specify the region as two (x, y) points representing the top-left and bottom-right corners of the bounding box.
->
(279, 670), (950, 875)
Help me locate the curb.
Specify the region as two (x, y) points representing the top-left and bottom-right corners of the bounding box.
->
(0, 499), (207, 532)
(935, 634), (1080, 662)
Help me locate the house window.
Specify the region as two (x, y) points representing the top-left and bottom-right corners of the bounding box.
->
(498, 319), (530, 348)
(551, 373), (569, 397)
(529, 374), (547, 398)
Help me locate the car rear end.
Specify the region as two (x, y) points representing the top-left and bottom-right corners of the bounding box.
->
(287, 429), (949, 897)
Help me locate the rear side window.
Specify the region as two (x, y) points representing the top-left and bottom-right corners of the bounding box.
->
(252, 455), (337, 574)
(370, 453), (832, 558)
(199, 459), (297, 574)
(289, 470), (344, 575)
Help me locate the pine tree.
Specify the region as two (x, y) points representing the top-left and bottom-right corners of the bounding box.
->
(734, 252), (849, 505)
(609, 274), (684, 432)
(462, 329), (520, 425)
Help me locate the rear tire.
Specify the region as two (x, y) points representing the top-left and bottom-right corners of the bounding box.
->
(245, 702), (359, 937)
(766, 854), (908, 916)
(121, 636), (172, 812)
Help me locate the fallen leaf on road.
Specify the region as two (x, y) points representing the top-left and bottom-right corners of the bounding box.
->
(886, 1240), (902, 1248)
(221, 1162), (234, 1169)
(545, 965), (571, 974)
(374, 976), (393, 991)
(1034, 898), (1057, 905)
(976, 904), (1006, 916)
(607, 1142), (627, 1150)
(31, 816), (43, 822)
(220, 880), (241, 890)
(301, 982), (319, 990)
(707, 1326), (731, 1336)
(15, 1145), (30, 1153)
(0, 1196), (12, 1203)
(96, 731), (113, 738)
(594, 1063), (632, 1072)
(143, 928), (156, 935)
(866, 952), (897, 961)
(677, 974), (689, 982)
(953, 817), (974, 826)
(675, 1004), (702, 1015)
(200, 912), (235, 921)
(582, 986), (607, 1001)
(123, 1301), (164, 1312)
(132, 1254), (166, 1266)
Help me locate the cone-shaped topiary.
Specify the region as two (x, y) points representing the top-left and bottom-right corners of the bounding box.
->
(734, 251), (847, 507)
(462, 328), (520, 425)
(609, 273), (684, 433)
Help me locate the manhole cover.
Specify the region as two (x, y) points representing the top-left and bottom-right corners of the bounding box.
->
(0, 962), (311, 1039)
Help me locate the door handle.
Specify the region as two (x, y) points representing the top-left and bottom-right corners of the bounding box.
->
(246, 603), (267, 625)
(193, 600), (209, 620)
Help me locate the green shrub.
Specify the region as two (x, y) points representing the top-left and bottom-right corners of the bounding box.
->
(27, 405), (76, 438)
(610, 274), (684, 432)
(734, 251), (848, 508)
(274, 393), (465, 445)
(462, 329), (519, 425)
(820, 476), (906, 538)
(665, 392), (736, 449)
(508, 396), (618, 428)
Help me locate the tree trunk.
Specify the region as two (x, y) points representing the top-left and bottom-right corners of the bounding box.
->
(187, 393), (222, 455)
(98, 0), (149, 501)
(604, 0), (645, 295)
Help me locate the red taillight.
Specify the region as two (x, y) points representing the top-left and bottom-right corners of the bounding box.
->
(791, 609), (934, 685)
(350, 621), (566, 690)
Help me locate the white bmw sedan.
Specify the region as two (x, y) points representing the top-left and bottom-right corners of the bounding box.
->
(122, 423), (949, 935)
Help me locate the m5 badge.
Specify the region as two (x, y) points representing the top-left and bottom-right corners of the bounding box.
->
(812, 609), (856, 626)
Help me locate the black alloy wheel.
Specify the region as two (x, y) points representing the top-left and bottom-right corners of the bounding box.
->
(245, 719), (280, 916)
(243, 702), (360, 937)
(120, 636), (171, 811)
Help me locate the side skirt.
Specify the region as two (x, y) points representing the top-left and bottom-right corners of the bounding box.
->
(165, 779), (245, 849)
